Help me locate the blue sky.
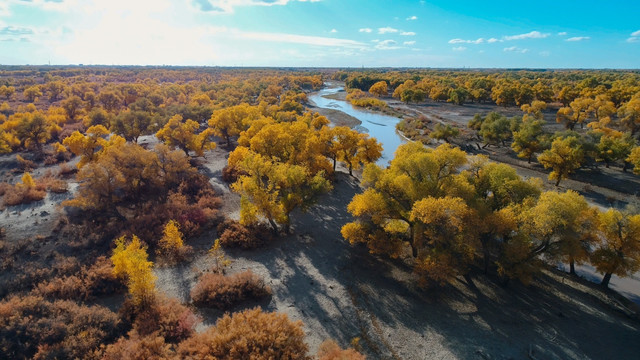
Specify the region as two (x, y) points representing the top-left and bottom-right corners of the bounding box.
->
(0, 0), (639, 68)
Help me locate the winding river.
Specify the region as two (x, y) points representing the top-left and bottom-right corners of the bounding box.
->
(308, 86), (406, 167)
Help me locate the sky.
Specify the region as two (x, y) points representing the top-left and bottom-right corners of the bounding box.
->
(0, 0), (639, 68)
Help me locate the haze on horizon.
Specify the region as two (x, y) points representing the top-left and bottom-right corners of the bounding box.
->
(1, 0), (639, 69)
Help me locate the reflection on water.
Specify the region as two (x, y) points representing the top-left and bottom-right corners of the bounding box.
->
(308, 86), (406, 167)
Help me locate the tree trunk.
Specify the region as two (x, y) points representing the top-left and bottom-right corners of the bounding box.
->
(569, 259), (576, 275)
(348, 163), (353, 176)
(555, 177), (561, 187)
(601, 272), (612, 287)
(333, 158), (337, 171)
(268, 218), (279, 234)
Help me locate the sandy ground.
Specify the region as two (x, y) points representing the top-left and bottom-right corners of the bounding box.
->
(152, 145), (640, 360)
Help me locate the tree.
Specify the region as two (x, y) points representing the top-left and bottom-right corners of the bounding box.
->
(61, 95), (84, 122)
(618, 96), (640, 135)
(477, 112), (514, 147)
(111, 109), (153, 143)
(342, 143), (469, 260)
(410, 196), (477, 284)
(158, 220), (184, 257)
(62, 124), (110, 167)
(368, 81), (388, 97)
(522, 191), (597, 275)
(45, 80), (66, 102)
(538, 136), (584, 186)
(557, 85), (579, 107)
(627, 146), (640, 174)
(591, 208), (640, 287)
(16, 112), (50, 152)
(156, 114), (216, 156)
(511, 119), (545, 163)
(520, 100), (547, 120)
(98, 91), (122, 111)
(0, 85), (16, 100)
(329, 126), (382, 175)
(589, 94), (616, 122)
(232, 151), (331, 233)
(467, 158), (541, 273)
(429, 123), (460, 143)
(23, 86), (42, 102)
(448, 88), (469, 105)
(556, 97), (594, 130)
(208, 103), (259, 147)
(596, 132), (635, 168)
(111, 235), (156, 306)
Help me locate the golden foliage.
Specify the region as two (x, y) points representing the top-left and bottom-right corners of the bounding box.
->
(111, 235), (156, 306)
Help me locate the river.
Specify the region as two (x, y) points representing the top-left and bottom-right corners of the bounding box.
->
(308, 85), (406, 167)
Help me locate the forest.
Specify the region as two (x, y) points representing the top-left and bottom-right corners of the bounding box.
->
(1, 66), (639, 359)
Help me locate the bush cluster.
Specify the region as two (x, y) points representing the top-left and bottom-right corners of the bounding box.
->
(216, 219), (273, 249)
(191, 270), (270, 309)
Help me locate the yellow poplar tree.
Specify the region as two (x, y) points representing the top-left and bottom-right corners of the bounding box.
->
(158, 220), (184, 257)
(111, 235), (156, 306)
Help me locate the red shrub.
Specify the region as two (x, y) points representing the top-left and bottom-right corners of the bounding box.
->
(191, 270), (270, 309)
(177, 308), (310, 360)
(216, 219), (272, 249)
(317, 340), (366, 360)
(0, 295), (120, 360)
(100, 331), (174, 360)
(121, 296), (200, 344)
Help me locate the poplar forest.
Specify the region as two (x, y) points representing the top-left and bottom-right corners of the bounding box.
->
(1, 66), (640, 359)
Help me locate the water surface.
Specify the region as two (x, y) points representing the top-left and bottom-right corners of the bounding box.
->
(308, 86), (406, 167)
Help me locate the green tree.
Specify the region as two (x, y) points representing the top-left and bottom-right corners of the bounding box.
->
(511, 119), (545, 163)
(429, 123), (460, 143)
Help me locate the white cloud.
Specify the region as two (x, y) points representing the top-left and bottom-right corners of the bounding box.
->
(449, 38), (484, 44)
(539, 51), (551, 57)
(631, 30), (640, 37)
(452, 46), (466, 51)
(192, 0), (322, 13)
(557, 32), (567, 36)
(235, 29), (366, 48)
(566, 36), (590, 42)
(400, 31), (416, 36)
(504, 46), (529, 53)
(627, 37), (639, 43)
(359, 28), (372, 33)
(403, 40), (416, 45)
(375, 39), (400, 50)
(378, 27), (398, 34)
(487, 38), (500, 43)
(503, 31), (549, 40)
(406, 15), (417, 21)
(330, 28), (337, 33)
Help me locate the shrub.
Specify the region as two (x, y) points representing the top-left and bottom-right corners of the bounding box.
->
(216, 219), (272, 249)
(177, 308), (310, 360)
(58, 162), (77, 177)
(191, 270), (270, 309)
(3, 173), (46, 206)
(0, 295), (120, 359)
(16, 154), (36, 171)
(317, 340), (366, 360)
(38, 172), (68, 193)
(36, 256), (124, 300)
(100, 331), (174, 360)
(120, 296), (199, 344)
